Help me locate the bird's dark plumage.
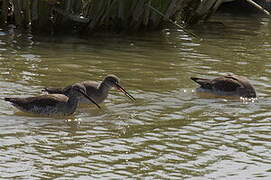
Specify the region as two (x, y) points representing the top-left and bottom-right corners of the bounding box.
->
(191, 74), (256, 98)
(43, 75), (136, 104)
(5, 83), (100, 116)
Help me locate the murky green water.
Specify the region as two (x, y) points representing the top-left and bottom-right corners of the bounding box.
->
(0, 13), (271, 179)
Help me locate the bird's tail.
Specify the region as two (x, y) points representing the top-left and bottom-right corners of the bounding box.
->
(3, 97), (14, 102)
(190, 77), (212, 89)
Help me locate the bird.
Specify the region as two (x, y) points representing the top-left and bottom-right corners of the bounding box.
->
(5, 83), (101, 116)
(43, 74), (136, 104)
(190, 74), (256, 98)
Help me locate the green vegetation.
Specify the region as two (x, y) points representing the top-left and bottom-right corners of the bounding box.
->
(0, 0), (221, 34)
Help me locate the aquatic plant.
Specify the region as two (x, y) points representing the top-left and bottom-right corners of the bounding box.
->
(0, 0), (223, 33)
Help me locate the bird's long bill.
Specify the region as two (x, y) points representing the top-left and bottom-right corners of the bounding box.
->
(115, 83), (136, 101)
(79, 90), (101, 109)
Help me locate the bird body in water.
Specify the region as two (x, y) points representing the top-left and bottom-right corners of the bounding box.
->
(43, 75), (136, 104)
(5, 83), (101, 116)
(191, 74), (256, 98)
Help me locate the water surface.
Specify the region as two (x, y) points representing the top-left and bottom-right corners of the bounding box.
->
(0, 13), (271, 179)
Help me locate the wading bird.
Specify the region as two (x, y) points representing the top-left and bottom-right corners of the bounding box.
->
(43, 75), (136, 104)
(5, 83), (101, 116)
(191, 74), (256, 98)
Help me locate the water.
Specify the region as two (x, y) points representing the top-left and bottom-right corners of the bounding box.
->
(0, 13), (271, 179)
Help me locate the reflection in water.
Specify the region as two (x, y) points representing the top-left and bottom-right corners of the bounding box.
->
(0, 14), (271, 179)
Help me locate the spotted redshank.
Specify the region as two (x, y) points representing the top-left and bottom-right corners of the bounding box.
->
(191, 74), (256, 98)
(43, 74), (136, 104)
(5, 83), (101, 116)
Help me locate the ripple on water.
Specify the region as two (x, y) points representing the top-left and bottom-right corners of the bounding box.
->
(0, 14), (271, 179)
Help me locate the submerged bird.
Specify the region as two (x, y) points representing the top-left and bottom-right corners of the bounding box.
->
(191, 74), (256, 98)
(5, 83), (101, 116)
(43, 75), (136, 104)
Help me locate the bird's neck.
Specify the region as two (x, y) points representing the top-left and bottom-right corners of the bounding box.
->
(67, 93), (79, 108)
(98, 81), (113, 94)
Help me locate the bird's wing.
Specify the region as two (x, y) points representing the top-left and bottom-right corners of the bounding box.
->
(44, 85), (72, 95)
(81, 81), (99, 88)
(212, 76), (242, 92)
(6, 94), (68, 107)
